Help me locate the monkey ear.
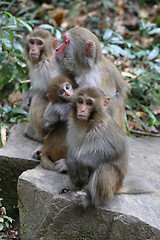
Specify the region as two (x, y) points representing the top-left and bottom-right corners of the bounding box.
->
(85, 41), (94, 56)
(53, 38), (58, 49)
(103, 97), (110, 110)
(46, 93), (54, 103)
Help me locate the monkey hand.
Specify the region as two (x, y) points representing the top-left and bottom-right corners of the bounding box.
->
(54, 102), (72, 122)
(22, 96), (31, 112)
(54, 158), (68, 173)
(43, 119), (56, 131)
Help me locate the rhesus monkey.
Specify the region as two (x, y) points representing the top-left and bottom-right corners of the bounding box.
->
(39, 76), (74, 172)
(22, 28), (60, 142)
(54, 27), (127, 132)
(66, 87), (128, 208)
(43, 76), (74, 130)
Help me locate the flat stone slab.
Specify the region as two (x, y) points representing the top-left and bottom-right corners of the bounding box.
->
(17, 133), (160, 240)
(0, 124), (40, 217)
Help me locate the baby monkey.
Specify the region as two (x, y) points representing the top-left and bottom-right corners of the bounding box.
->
(40, 76), (74, 172)
(66, 86), (128, 208)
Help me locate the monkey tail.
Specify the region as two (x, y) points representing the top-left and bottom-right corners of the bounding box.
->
(88, 165), (122, 207)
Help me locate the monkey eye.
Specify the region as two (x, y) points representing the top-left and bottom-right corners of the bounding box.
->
(77, 98), (83, 104)
(29, 39), (34, 45)
(86, 100), (93, 106)
(59, 90), (65, 95)
(65, 84), (70, 90)
(37, 40), (43, 46)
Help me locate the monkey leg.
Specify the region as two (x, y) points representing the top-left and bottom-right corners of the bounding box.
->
(41, 156), (67, 173)
(24, 123), (43, 143)
(29, 95), (48, 141)
(40, 156), (55, 171)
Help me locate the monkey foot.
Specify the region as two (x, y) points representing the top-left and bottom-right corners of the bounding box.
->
(72, 190), (90, 209)
(32, 145), (42, 160)
(54, 158), (67, 173)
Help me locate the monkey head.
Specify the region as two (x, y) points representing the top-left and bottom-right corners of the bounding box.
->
(72, 87), (110, 121)
(26, 28), (58, 65)
(46, 76), (73, 103)
(55, 27), (102, 75)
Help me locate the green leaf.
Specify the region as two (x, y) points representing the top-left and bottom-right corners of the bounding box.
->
(4, 216), (14, 223)
(18, 19), (32, 32)
(125, 113), (131, 137)
(0, 218), (4, 223)
(108, 44), (125, 57)
(148, 28), (160, 35)
(103, 29), (113, 41)
(5, 222), (9, 228)
(0, 223), (4, 231)
(126, 105), (147, 129)
(11, 108), (28, 115)
(148, 47), (159, 60)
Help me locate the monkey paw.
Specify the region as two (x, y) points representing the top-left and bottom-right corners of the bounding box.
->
(72, 190), (90, 209)
(32, 145), (42, 160)
(54, 158), (68, 173)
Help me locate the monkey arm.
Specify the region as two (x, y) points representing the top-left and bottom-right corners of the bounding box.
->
(43, 102), (72, 129)
(66, 149), (84, 187)
(78, 152), (105, 171)
(22, 89), (34, 112)
(22, 88), (46, 112)
(56, 102), (72, 122)
(43, 102), (59, 130)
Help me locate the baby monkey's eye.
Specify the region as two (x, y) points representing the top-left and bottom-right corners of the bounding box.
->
(59, 90), (65, 95)
(65, 84), (70, 90)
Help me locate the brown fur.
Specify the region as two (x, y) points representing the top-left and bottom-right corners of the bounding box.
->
(55, 27), (127, 133)
(23, 29), (60, 142)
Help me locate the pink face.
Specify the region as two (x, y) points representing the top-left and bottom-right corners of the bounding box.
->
(58, 82), (73, 101)
(76, 96), (95, 121)
(55, 34), (70, 62)
(28, 37), (44, 61)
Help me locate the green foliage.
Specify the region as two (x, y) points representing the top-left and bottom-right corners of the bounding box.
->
(0, 198), (14, 233)
(0, 11), (32, 94)
(102, 20), (160, 130)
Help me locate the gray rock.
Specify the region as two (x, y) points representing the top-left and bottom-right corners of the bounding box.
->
(0, 124), (40, 218)
(18, 135), (160, 240)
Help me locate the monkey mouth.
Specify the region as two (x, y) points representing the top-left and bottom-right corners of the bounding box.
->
(30, 53), (39, 59)
(77, 115), (88, 121)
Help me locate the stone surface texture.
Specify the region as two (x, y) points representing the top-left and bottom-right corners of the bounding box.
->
(0, 124), (39, 217)
(16, 124), (160, 240)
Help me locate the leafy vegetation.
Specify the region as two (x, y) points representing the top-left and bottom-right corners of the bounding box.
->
(0, 198), (14, 236)
(102, 20), (160, 133)
(0, 0), (160, 146)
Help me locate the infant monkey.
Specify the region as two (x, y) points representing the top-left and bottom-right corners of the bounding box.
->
(40, 76), (74, 172)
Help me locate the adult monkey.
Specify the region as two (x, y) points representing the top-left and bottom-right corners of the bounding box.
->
(52, 27), (127, 132)
(22, 28), (60, 141)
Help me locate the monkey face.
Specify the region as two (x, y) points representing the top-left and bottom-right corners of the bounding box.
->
(58, 82), (73, 101)
(76, 96), (95, 121)
(28, 37), (44, 62)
